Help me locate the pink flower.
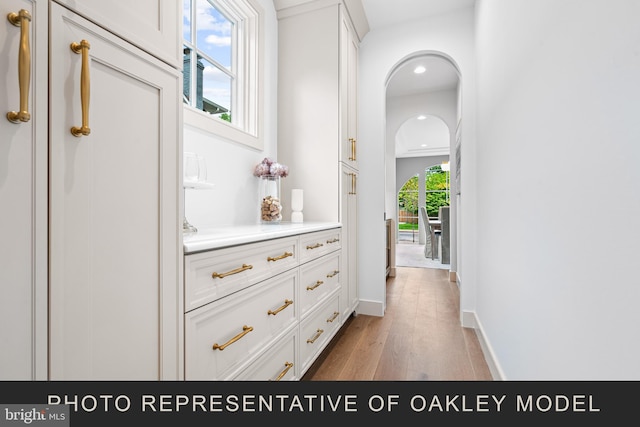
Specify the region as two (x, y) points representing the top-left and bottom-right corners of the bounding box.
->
(254, 157), (289, 178)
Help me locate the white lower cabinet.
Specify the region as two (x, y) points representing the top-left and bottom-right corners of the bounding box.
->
(183, 226), (343, 380)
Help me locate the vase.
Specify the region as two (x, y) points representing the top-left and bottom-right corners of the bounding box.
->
(259, 175), (282, 224)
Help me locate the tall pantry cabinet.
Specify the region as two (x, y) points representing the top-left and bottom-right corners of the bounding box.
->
(276, 0), (361, 323)
(1, 0), (182, 380)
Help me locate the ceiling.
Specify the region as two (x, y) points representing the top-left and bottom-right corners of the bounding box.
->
(358, 0), (474, 158)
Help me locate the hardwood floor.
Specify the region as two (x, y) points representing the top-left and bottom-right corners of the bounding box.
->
(302, 266), (493, 381)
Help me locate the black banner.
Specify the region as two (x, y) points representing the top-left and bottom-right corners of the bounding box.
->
(0, 381), (632, 425)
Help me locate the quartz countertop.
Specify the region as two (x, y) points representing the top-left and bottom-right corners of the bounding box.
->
(183, 221), (342, 254)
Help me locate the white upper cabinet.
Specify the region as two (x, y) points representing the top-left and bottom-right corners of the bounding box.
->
(51, 0), (181, 67)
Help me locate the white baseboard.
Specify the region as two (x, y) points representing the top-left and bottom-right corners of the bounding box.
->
(462, 309), (504, 381)
(355, 299), (385, 317)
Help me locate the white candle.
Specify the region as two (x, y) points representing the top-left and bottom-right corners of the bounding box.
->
(291, 189), (303, 211)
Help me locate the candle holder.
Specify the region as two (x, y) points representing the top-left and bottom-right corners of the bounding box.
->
(291, 189), (303, 223)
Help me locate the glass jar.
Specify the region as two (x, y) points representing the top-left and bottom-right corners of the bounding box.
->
(259, 175), (282, 224)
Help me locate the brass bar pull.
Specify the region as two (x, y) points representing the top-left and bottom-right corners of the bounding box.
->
(70, 40), (91, 137)
(306, 329), (324, 344)
(212, 263), (253, 279)
(326, 270), (339, 278)
(306, 243), (323, 250)
(272, 362), (294, 381)
(6, 10), (32, 124)
(327, 311), (339, 323)
(349, 173), (357, 195)
(306, 280), (323, 291)
(353, 138), (356, 161)
(268, 299), (293, 316)
(326, 238), (339, 244)
(349, 138), (356, 161)
(212, 325), (253, 351)
(267, 251), (293, 262)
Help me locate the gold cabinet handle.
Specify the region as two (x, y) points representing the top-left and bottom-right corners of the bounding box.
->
(306, 243), (323, 250)
(349, 138), (356, 161)
(6, 10), (31, 124)
(306, 280), (323, 291)
(212, 263), (253, 279)
(306, 329), (324, 344)
(267, 251), (293, 262)
(326, 238), (340, 244)
(349, 173), (357, 195)
(70, 40), (91, 137)
(268, 299), (293, 316)
(326, 270), (339, 278)
(272, 362), (294, 381)
(327, 311), (339, 323)
(212, 325), (253, 351)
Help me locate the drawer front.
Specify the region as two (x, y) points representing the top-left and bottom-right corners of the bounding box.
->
(185, 271), (298, 380)
(299, 294), (341, 374)
(234, 329), (298, 381)
(299, 229), (342, 265)
(299, 252), (341, 318)
(184, 236), (298, 312)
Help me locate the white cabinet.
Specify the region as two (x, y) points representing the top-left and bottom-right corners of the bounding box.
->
(51, 0), (180, 67)
(340, 164), (358, 319)
(46, 3), (182, 380)
(0, 0), (48, 380)
(183, 225), (342, 380)
(277, 1), (360, 322)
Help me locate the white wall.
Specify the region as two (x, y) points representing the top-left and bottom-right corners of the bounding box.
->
(358, 8), (476, 316)
(183, 0), (279, 230)
(475, 0), (640, 379)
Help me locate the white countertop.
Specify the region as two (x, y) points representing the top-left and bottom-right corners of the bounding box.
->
(183, 221), (342, 254)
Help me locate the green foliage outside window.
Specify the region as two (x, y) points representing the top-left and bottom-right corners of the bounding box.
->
(425, 165), (450, 217)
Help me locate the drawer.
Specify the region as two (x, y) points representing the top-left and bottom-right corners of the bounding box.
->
(184, 236), (298, 312)
(299, 252), (341, 318)
(299, 293), (341, 375)
(299, 228), (342, 265)
(185, 270), (298, 380)
(234, 329), (298, 381)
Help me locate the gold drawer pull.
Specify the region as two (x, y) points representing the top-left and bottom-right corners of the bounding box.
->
(306, 243), (323, 250)
(6, 9), (32, 124)
(267, 251), (293, 262)
(212, 263), (253, 279)
(326, 238), (339, 244)
(326, 270), (339, 278)
(306, 329), (324, 344)
(212, 325), (253, 351)
(268, 299), (293, 316)
(70, 40), (91, 137)
(272, 362), (294, 381)
(306, 280), (323, 291)
(327, 311), (339, 323)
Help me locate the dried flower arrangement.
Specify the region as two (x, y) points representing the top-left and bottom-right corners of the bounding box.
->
(253, 157), (289, 178)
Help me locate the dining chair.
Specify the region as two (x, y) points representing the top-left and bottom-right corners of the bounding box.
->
(420, 207), (441, 260)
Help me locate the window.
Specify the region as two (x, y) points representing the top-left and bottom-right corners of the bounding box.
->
(425, 165), (450, 217)
(183, 0), (263, 149)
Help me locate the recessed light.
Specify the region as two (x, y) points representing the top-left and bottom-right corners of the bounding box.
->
(421, 144), (427, 147)
(414, 65), (426, 74)
(417, 115), (426, 120)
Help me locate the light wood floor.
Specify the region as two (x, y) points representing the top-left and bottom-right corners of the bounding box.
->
(302, 266), (494, 381)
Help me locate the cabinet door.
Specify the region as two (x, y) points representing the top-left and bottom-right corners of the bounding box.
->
(340, 165), (358, 319)
(0, 0), (48, 380)
(48, 3), (182, 380)
(340, 11), (358, 170)
(51, 0), (180, 67)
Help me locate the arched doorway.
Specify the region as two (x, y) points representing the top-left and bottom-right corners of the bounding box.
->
(385, 52), (461, 272)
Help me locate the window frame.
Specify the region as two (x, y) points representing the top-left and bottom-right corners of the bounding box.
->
(183, 0), (264, 150)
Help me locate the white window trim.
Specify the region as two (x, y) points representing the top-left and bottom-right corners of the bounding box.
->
(183, 0), (264, 150)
